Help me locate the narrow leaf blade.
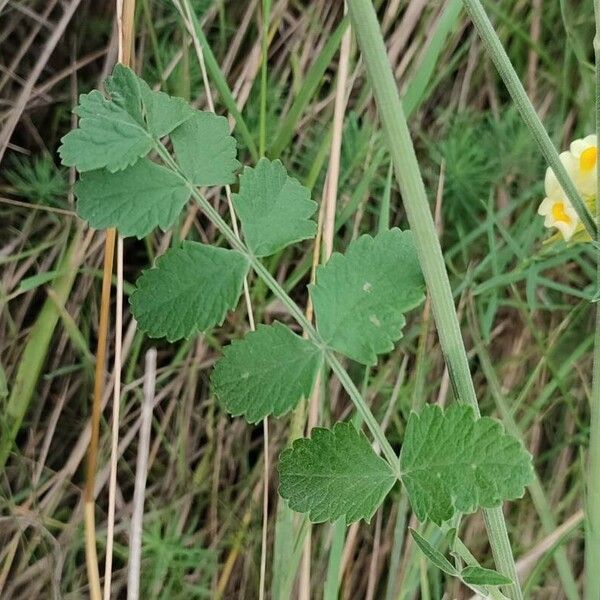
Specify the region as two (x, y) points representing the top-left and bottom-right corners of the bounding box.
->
(130, 241), (249, 341)
(461, 565), (512, 586)
(75, 159), (190, 238)
(409, 529), (459, 576)
(212, 322), (323, 423)
(233, 158), (317, 256)
(400, 404), (533, 525)
(278, 422), (396, 524)
(172, 112), (240, 185)
(310, 228), (425, 365)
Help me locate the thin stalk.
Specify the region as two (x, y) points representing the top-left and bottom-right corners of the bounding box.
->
(258, 4), (271, 596)
(85, 2), (135, 597)
(345, 0), (521, 596)
(259, 0), (271, 157)
(461, 0), (596, 239)
(85, 228), (115, 600)
(586, 2), (600, 598)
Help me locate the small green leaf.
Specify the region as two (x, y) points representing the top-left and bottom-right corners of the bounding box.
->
(461, 565), (512, 586)
(59, 90), (153, 172)
(409, 529), (459, 576)
(233, 158), (317, 256)
(278, 422), (396, 524)
(310, 228), (424, 365)
(400, 404), (533, 525)
(106, 64), (193, 137)
(75, 159), (190, 238)
(130, 241), (249, 341)
(212, 322), (323, 423)
(171, 112), (240, 185)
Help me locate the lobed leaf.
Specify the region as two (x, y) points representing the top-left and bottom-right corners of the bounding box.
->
(278, 422), (396, 524)
(130, 241), (249, 341)
(233, 158), (317, 256)
(59, 64), (194, 173)
(59, 90), (153, 173)
(310, 228), (424, 365)
(106, 64), (193, 137)
(400, 404), (533, 525)
(171, 112), (240, 186)
(75, 159), (190, 238)
(212, 322), (323, 423)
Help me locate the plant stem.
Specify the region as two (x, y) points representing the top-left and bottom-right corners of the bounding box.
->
(461, 0), (596, 239)
(345, 0), (521, 596)
(586, 3), (600, 598)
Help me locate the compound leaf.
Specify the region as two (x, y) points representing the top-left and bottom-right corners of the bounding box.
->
(75, 159), (190, 238)
(212, 322), (323, 423)
(400, 404), (533, 525)
(310, 228), (424, 365)
(130, 241), (249, 341)
(171, 112), (240, 185)
(409, 529), (458, 576)
(278, 422), (396, 524)
(233, 158), (317, 256)
(59, 90), (153, 172)
(461, 566), (512, 586)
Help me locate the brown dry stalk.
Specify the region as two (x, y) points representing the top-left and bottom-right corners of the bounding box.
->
(83, 2), (136, 599)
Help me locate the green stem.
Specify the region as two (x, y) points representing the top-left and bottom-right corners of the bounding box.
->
(461, 0), (596, 239)
(586, 3), (600, 598)
(345, 0), (521, 596)
(154, 141), (401, 474)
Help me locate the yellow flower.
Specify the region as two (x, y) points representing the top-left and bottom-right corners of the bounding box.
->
(569, 134), (598, 197)
(538, 151), (580, 241)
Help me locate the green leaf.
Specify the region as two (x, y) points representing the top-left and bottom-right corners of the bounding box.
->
(461, 565), (512, 586)
(130, 241), (249, 341)
(212, 322), (322, 423)
(310, 228), (424, 365)
(278, 422), (396, 524)
(59, 90), (153, 172)
(106, 64), (193, 137)
(400, 404), (533, 525)
(409, 529), (459, 576)
(75, 159), (190, 238)
(233, 158), (317, 256)
(59, 65), (194, 173)
(171, 112), (240, 185)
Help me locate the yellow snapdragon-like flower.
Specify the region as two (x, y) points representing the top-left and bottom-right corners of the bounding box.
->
(570, 134), (598, 197)
(538, 135), (598, 242)
(538, 151), (580, 241)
